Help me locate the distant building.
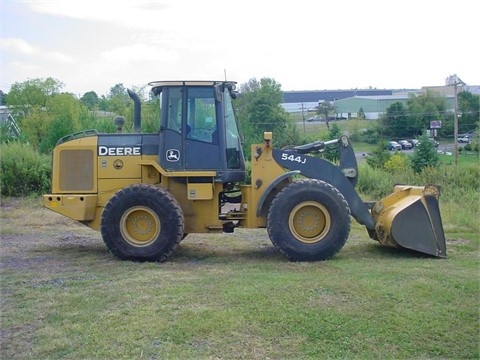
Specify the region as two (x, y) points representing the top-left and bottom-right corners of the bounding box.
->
(333, 94), (414, 120)
(0, 106), (21, 138)
(281, 89), (393, 113)
(282, 85), (479, 120)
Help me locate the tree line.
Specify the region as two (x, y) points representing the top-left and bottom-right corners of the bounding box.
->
(362, 89), (479, 143)
(1, 76), (478, 197)
(1, 77), (478, 157)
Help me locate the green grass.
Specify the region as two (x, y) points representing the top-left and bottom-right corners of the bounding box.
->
(1, 197), (478, 359)
(439, 152), (479, 166)
(294, 118), (372, 137)
(1, 119), (478, 359)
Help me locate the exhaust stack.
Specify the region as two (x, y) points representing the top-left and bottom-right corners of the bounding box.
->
(127, 89), (141, 132)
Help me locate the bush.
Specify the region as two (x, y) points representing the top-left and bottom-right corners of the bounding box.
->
(366, 140), (390, 169)
(356, 165), (396, 200)
(410, 134), (440, 173)
(384, 153), (410, 173)
(0, 142), (51, 196)
(38, 114), (75, 154)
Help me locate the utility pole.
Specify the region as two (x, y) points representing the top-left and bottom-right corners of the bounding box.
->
(300, 103), (306, 133)
(453, 84), (459, 166)
(445, 74), (466, 167)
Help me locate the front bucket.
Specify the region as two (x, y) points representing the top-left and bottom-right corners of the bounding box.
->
(371, 185), (447, 258)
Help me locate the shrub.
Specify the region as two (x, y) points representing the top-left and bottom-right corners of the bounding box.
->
(410, 134), (439, 173)
(366, 140), (390, 169)
(0, 142), (51, 196)
(384, 153), (410, 173)
(356, 164), (396, 200)
(38, 113), (76, 154)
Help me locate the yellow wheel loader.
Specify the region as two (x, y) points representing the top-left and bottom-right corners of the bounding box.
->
(43, 81), (447, 262)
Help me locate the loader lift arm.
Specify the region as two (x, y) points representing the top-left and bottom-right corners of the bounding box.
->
(278, 135), (376, 231)
(274, 134), (446, 258)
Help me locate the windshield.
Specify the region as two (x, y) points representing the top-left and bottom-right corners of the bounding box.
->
(224, 89), (242, 169)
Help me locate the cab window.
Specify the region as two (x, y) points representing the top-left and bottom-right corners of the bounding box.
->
(224, 89), (241, 169)
(166, 87), (183, 133)
(186, 87), (217, 143)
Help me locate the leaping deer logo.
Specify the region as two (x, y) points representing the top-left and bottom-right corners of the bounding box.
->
(166, 149), (180, 162)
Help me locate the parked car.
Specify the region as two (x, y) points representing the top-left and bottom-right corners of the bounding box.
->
(416, 138), (439, 148)
(388, 141), (402, 151)
(458, 135), (470, 143)
(407, 139), (419, 147)
(398, 140), (413, 150)
(306, 116), (321, 122)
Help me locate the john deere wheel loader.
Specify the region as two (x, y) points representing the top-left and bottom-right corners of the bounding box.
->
(43, 80), (447, 262)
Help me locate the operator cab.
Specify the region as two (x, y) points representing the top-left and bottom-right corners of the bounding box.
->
(149, 81), (245, 183)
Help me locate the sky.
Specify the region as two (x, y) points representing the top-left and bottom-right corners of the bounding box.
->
(1, 0), (478, 97)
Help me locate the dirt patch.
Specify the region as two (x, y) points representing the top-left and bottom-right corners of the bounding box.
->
(446, 238), (470, 245)
(0, 198), (105, 272)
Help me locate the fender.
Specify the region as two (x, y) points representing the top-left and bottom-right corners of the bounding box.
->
(256, 170), (300, 217)
(272, 149), (375, 230)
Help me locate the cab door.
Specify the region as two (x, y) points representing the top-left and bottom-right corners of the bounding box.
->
(159, 85), (221, 172)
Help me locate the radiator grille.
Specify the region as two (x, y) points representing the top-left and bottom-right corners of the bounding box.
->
(59, 150), (94, 191)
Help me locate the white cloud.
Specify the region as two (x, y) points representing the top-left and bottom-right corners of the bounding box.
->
(29, 0), (149, 22)
(2, 38), (73, 63)
(43, 51), (74, 63)
(100, 44), (178, 65)
(2, 0), (478, 95)
(1, 38), (36, 55)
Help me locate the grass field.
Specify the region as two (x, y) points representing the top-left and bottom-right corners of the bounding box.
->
(1, 197), (478, 359)
(1, 118), (478, 359)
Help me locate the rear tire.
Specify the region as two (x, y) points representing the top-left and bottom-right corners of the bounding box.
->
(267, 179), (351, 261)
(101, 184), (184, 261)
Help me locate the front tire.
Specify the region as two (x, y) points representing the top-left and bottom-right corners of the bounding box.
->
(267, 179), (351, 261)
(101, 184), (184, 261)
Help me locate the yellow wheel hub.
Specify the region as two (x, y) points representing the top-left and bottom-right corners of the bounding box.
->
(120, 206), (160, 246)
(288, 201), (331, 243)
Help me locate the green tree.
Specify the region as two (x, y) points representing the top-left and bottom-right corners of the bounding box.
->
(458, 90), (480, 134)
(18, 107), (53, 150)
(362, 121), (383, 144)
(406, 90), (447, 138)
(366, 140), (391, 169)
(236, 78), (295, 158)
(410, 134), (440, 173)
(329, 122), (342, 139)
(108, 84), (129, 112)
(18, 93), (82, 153)
(127, 84), (151, 132)
(358, 107), (366, 119)
(39, 113), (76, 154)
(109, 83), (127, 97)
(139, 96), (160, 133)
(6, 77), (64, 118)
(321, 122), (343, 162)
(80, 91), (99, 110)
(98, 95), (109, 111)
(102, 83), (132, 127)
(317, 100), (334, 129)
(380, 101), (410, 138)
(7, 79), (86, 153)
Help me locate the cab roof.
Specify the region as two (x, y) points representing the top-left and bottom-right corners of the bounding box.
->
(149, 80), (237, 95)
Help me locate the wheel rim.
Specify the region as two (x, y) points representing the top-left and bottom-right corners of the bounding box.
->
(120, 206), (160, 246)
(288, 201), (331, 243)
